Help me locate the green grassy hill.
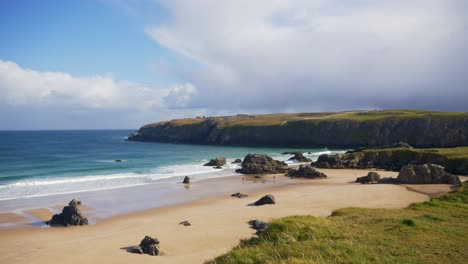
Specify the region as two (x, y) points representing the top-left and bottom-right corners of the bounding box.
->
(208, 183), (468, 264)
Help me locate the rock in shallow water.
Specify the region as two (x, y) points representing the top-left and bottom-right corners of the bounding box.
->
(183, 176), (190, 184)
(287, 152), (311, 162)
(204, 157), (226, 167)
(48, 199), (88, 227)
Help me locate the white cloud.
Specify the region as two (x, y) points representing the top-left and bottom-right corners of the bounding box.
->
(147, 0), (468, 111)
(163, 83), (197, 108)
(0, 59), (167, 111)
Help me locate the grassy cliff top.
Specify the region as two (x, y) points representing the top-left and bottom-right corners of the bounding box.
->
(209, 182), (468, 264)
(143, 110), (468, 128)
(360, 146), (468, 159)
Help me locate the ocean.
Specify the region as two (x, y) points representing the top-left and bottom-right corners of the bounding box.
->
(0, 130), (344, 202)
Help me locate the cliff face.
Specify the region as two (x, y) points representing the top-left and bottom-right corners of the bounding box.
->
(128, 111), (468, 148)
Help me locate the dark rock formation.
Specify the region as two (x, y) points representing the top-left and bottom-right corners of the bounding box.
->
(127, 111), (468, 148)
(48, 199), (88, 226)
(236, 154), (288, 174)
(137, 236), (160, 256)
(204, 157), (226, 167)
(115, 159), (123, 162)
(248, 219), (269, 235)
(232, 159), (242, 163)
(313, 154), (349, 168)
(183, 176), (190, 184)
(288, 165), (327, 179)
(397, 164), (461, 185)
(356, 172), (381, 184)
(254, 195), (276, 206)
(179, 220), (191, 226)
(231, 192), (248, 198)
(287, 152), (311, 162)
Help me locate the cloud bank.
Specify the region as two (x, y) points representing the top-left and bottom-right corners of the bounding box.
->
(0, 60), (198, 129)
(147, 0), (468, 112)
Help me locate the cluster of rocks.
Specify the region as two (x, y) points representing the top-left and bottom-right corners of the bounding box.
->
(204, 157), (226, 167)
(287, 152), (311, 162)
(236, 154), (288, 174)
(355, 164), (461, 186)
(47, 199), (88, 226)
(288, 165), (327, 179)
(312, 154), (356, 169)
(130, 236), (160, 256)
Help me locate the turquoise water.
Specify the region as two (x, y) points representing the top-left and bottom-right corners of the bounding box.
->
(0, 130), (342, 201)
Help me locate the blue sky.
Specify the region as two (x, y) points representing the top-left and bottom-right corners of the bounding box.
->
(0, 0), (176, 87)
(0, 0), (467, 129)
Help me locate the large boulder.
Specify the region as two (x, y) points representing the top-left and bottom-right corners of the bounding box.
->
(312, 154), (346, 168)
(287, 152), (311, 162)
(204, 157), (226, 167)
(288, 165), (327, 179)
(356, 171), (381, 184)
(254, 195), (276, 206)
(48, 199), (88, 226)
(397, 164), (461, 185)
(138, 236), (160, 256)
(236, 154), (288, 174)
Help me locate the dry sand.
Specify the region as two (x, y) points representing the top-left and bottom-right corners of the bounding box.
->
(0, 169), (455, 264)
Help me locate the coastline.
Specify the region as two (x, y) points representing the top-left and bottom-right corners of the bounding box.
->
(1, 168), (461, 264)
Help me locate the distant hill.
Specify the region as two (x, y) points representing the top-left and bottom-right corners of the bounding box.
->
(128, 110), (468, 148)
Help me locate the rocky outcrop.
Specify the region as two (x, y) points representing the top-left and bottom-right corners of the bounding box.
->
(232, 159), (242, 163)
(236, 154), (288, 174)
(397, 164), (461, 185)
(287, 152), (311, 162)
(356, 172), (381, 184)
(312, 150), (468, 175)
(183, 176), (190, 184)
(254, 195), (276, 206)
(48, 199), (88, 226)
(288, 165), (327, 179)
(204, 157), (226, 167)
(127, 111), (468, 148)
(131, 236), (160, 256)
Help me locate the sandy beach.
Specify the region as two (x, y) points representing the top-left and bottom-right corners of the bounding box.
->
(0, 169), (462, 264)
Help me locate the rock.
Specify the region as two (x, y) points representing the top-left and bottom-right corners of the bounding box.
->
(287, 152), (311, 162)
(397, 164), (461, 185)
(139, 236), (160, 256)
(254, 195), (276, 206)
(183, 176), (190, 184)
(130, 246), (143, 254)
(378, 177), (400, 184)
(115, 159), (123, 162)
(214, 166), (222, 169)
(232, 159), (242, 163)
(179, 220), (191, 226)
(288, 165), (327, 179)
(312, 154), (346, 168)
(236, 154), (288, 174)
(356, 171), (381, 184)
(48, 199), (88, 226)
(248, 219), (269, 235)
(231, 192), (248, 198)
(204, 157), (226, 167)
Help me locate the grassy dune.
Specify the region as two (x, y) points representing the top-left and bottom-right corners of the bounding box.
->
(208, 183), (468, 264)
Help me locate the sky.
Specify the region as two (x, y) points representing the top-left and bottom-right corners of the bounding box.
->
(1, 0), (467, 130)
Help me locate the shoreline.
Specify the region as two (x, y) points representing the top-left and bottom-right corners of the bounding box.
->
(1, 168), (462, 264)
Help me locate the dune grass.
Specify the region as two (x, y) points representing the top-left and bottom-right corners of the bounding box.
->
(208, 183), (468, 264)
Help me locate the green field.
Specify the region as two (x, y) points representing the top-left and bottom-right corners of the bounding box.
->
(208, 183), (468, 264)
(147, 110), (468, 128)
